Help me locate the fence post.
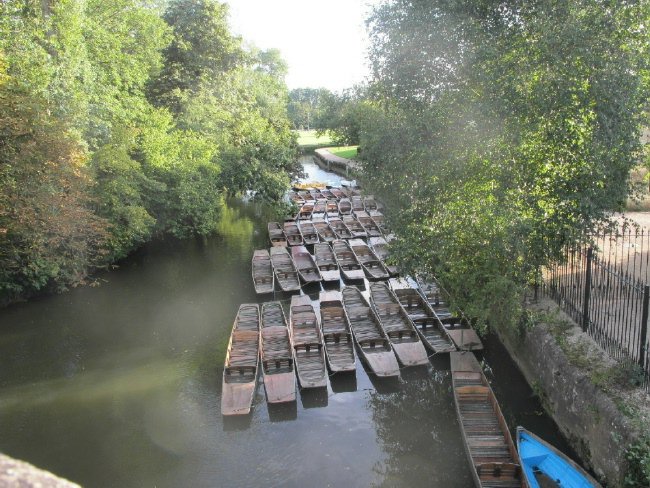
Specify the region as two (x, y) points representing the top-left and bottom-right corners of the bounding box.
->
(582, 247), (593, 333)
(640, 285), (649, 369)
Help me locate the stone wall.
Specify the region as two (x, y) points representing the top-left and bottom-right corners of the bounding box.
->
(496, 298), (645, 486)
(0, 453), (80, 487)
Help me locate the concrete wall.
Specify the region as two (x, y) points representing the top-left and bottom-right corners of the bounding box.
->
(496, 300), (642, 486)
(0, 453), (80, 487)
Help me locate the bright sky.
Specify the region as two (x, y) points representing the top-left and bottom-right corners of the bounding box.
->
(227, 0), (382, 92)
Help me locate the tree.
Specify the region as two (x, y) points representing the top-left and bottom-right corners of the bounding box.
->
(0, 11), (105, 302)
(360, 0), (650, 327)
(146, 0), (244, 114)
(287, 87), (332, 130)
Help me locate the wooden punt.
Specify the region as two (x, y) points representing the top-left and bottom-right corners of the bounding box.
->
(349, 238), (389, 280)
(319, 291), (356, 373)
(330, 187), (345, 200)
(314, 242), (341, 282)
(342, 186), (362, 197)
(329, 216), (353, 240)
(252, 249), (274, 294)
(388, 278), (456, 353)
(288, 191), (304, 204)
(369, 282), (429, 366)
(351, 196), (365, 213)
(363, 195), (379, 212)
(369, 210), (389, 235)
(312, 218), (336, 243)
(260, 302), (296, 403)
(289, 295), (327, 388)
(283, 220), (304, 247)
(332, 239), (365, 281)
(312, 199), (327, 219)
(269, 247), (301, 292)
(355, 210), (382, 237)
(341, 286), (399, 377)
(338, 198), (352, 215)
(368, 236), (399, 276)
(516, 426), (602, 488)
(298, 220), (319, 245)
(297, 202), (314, 220)
(326, 200), (339, 219)
(291, 245), (323, 284)
(310, 189), (325, 199)
(268, 222), (288, 248)
(221, 303), (260, 416)
(320, 188), (336, 200)
(451, 351), (524, 488)
(342, 215), (367, 238)
(298, 190), (315, 202)
(416, 277), (484, 351)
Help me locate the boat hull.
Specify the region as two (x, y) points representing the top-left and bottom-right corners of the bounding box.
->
(222, 381), (257, 416)
(517, 427), (602, 488)
(264, 371), (297, 404)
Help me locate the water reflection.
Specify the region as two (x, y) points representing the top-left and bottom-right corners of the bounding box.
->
(300, 387), (329, 409)
(367, 366), (473, 488)
(329, 372), (357, 393)
(267, 401), (298, 423)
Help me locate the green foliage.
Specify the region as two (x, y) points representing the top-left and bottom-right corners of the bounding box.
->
(316, 87), (373, 145)
(0, 0), (298, 302)
(625, 436), (650, 487)
(0, 70), (107, 298)
(287, 87), (333, 130)
(359, 0), (650, 328)
(146, 0), (243, 114)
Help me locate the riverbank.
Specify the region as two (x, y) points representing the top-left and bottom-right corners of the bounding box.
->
(497, 297), (650, 486)
(313, 148), (360, 178)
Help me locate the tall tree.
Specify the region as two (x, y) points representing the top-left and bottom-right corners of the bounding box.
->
(360, 0), (650, 326)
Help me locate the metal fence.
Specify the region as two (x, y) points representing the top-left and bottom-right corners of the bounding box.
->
(542, 228), (650, 391)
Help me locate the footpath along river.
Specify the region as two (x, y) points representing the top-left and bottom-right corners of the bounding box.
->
(0, 156), (573, 487)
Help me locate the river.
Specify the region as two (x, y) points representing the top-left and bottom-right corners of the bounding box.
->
(0, 156), (572, 487)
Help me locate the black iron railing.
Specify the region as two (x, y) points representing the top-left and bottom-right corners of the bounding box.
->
(543, 229), (650, 391)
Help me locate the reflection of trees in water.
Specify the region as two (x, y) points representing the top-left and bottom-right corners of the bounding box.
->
(368, 367), (473, 487)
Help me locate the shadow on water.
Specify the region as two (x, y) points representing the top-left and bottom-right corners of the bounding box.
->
(267, 401), (297, 422)
(329, 372), (357, 393)
(480, 333), (580, 459)
(367, 356), (473, 488)
(222, 414), (253, 432)
(366, 372), (401, 394)
(299, 386), (329, 409)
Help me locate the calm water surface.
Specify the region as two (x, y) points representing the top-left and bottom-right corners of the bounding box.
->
(0, 156), (570, 487)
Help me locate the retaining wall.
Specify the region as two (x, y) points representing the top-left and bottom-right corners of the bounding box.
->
(497, 298), (643, 486)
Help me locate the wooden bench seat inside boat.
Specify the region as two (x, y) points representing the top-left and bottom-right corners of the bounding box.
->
(476, 462), (521, 488)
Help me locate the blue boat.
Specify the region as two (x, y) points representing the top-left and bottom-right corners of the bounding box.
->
(516, 427), (602, 488)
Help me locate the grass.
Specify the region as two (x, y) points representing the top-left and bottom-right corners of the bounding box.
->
(295, 130), (333, 147)
(326, 145), (358, 159)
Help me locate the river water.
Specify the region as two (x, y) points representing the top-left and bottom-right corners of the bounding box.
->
(0, 156), (572, 487)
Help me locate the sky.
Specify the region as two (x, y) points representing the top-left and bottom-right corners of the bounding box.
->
(227, 0), (382, 92)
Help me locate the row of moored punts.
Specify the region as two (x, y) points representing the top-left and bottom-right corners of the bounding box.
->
(223, 279), (485, 413)
(268, 213), (389, 247)
(226, 183), (602, 488)
(222, 284), (432, 416)
(252, 238), (397, 293)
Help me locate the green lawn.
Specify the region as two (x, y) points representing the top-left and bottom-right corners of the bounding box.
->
(296, 130), (333, 147)
(326, 145), (358, 159)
